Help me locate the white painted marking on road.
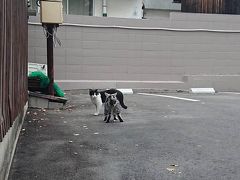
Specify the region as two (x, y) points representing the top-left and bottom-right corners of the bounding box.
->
(117, 89), (133, 94)
(220, 92), (240, 95)
(190, 88), (215, 94)
(138, 93), (200, 102)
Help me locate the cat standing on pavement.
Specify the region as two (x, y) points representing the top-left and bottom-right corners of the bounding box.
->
(104, 93), (124, 123)
(89, 89), (103, 116)
(89, 89), (127, 116)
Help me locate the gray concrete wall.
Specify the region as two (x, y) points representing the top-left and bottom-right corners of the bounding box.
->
(28, 13), (240, 91)
(0, 103), (27, 180)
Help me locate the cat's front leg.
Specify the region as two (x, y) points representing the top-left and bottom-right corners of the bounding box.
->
(96, 103), (102, 116)
(94, 104), (99, 116)
(113, 115), (118, 121)
(106, 114), (111, 123)
(104, 115), (108, 121)
(117, 114), (124, 122)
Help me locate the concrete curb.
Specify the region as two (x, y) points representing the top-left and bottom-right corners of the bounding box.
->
(1, 102), (28, 180)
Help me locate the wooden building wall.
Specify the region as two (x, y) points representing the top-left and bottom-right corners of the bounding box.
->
(181, 0), (225, 14)
(0, 0), (28, 141)
(224, 0), (240, 14)
(181, 0), (240, 14)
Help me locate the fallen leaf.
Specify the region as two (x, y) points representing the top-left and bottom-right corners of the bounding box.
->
(73, 133), (80, 136)
(33, 112), (37, 116)
(63, 121), (67, 123)
(65, 105), (74, 109)
(74, 152), (78, 155)
(167, 167), (176, 173)
(167, 164), (180, 174)
(21, 128), (26, 131)
(69, 141), (73, 143)
(94, 132), (99, 135)
(60, 117), (64, 119)
(27, 112), (30, 115)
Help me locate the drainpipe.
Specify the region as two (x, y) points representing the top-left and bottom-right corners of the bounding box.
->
(102, 0), (107, 17)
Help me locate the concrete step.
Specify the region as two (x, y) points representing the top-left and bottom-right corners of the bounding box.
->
(29, 92), (67, 109)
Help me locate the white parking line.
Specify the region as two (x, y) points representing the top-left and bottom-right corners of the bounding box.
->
(220, 92), (240, 95)
(138, 93), (200, 102)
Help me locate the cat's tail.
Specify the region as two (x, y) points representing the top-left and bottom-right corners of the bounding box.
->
(120, 102), (128, 109)
(118, 95), (128, 109)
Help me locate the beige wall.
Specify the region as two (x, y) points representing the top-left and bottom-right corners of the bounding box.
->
(28, 13), (240, 91)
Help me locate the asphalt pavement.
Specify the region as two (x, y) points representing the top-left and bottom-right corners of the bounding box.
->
(9, 91), (240, 180)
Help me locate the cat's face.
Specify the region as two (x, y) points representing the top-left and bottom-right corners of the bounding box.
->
(89, 89), (100, 98)
(105, 93), (117, 106)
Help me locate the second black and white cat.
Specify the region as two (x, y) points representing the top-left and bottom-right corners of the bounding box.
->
(89, 89), (127, 116)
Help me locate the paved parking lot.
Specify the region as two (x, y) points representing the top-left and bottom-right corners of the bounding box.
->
(9, 91), (240, 180)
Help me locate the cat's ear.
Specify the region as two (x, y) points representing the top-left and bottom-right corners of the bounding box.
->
(89, 89), (93, 95)
(105, 92), (110, 97)
(113, 93), (117, 97)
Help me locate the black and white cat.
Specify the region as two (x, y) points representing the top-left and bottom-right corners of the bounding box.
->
(89, 89), (127, 116)
(104, 92), (124, 123)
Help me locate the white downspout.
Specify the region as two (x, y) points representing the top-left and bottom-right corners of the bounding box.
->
(102, 0), (107, 17)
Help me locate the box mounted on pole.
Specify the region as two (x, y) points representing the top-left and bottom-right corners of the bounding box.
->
(40, 0), (63, 24)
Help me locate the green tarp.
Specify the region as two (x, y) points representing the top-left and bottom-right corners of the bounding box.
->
(28, 71), (64, 97)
